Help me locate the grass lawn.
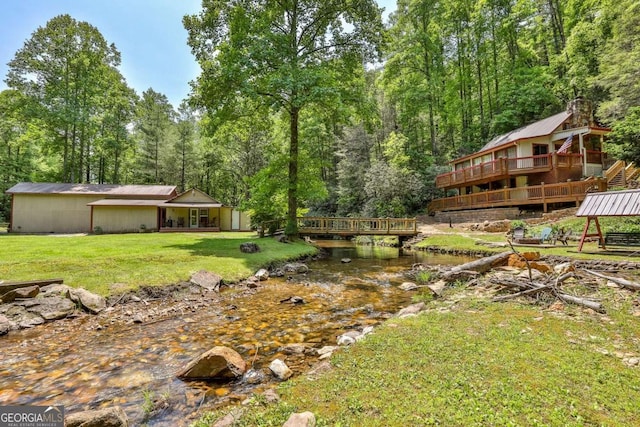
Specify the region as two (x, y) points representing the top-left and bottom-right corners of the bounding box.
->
(196, 291), (640, 427)
(0, 232), (316, 296)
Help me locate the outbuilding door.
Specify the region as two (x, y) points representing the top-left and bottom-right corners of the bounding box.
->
(232, 210), (240, 230)
(189, 208), (198, 228)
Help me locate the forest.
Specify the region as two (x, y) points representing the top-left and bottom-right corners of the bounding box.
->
(1, 0), (639, 232)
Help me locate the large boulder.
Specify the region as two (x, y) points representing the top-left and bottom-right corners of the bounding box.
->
(190, 270), (223, 291)
(254, 268), (269, 281)
(66, 406), (129, 427)
(177, 346), (247, 380)
(67, 288), (107, 314)
(1, 304), (44, 328)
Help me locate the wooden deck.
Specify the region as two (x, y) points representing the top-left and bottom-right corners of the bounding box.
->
(262, 217), (418, 237)
(436, 153), (586, 189)
(428, 180), (607, 213)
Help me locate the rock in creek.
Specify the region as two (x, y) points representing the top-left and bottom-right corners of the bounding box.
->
(283, 262), (309, 274)
(0, 314), (11, 335)
(177, 346), (247, 380)
(190, 270), (223, 291)
(399, 282), (418, 291)
(67, 288), (107, 314)
(15, 296), (76, 321)
(254, 268), (270, 281)
(66, 406), (129, 427)
(269, 358), (293, 380)
(395, 302), (426, 318)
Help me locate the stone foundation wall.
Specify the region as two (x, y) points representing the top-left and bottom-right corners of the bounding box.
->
(433, 207), (522, 224)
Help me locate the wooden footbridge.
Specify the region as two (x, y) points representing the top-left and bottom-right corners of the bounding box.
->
(262, 217), (419, 238)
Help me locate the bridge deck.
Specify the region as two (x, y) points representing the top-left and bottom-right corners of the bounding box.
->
(296, 217), (418, 236)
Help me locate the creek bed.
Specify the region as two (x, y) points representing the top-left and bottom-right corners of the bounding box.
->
(0, 241), (470, 426)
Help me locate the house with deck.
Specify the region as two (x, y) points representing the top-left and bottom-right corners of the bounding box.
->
(6, 183), (251, 234)
(428, 98), (612, 217)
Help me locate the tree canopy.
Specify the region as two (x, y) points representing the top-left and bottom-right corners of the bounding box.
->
(2, 2), (640, 225)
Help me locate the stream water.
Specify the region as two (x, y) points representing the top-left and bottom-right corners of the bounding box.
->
(0, 242), (469, 426)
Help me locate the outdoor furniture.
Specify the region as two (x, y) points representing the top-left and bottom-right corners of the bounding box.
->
(554, 229), (572, 245)
(603, 232), (640, 247)
(539, 227), (553, 244)
(511, 226), (525, 242)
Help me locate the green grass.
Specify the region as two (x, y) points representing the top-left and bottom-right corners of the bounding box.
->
(198, 295), (640, 426)
(415, 217), (640, 262)
(0, 232), (316, 296)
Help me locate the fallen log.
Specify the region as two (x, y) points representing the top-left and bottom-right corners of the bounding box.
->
(490, 275), (605, 313)
(443, 251), (511, 281)
(0, 278), (64, 295)
(582, 269), (640, 292)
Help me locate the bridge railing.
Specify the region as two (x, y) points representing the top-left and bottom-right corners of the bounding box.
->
(297, 217), (417, 236)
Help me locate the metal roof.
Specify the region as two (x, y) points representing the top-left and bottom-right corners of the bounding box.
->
(6, 182), (177, 197)
(478, 111), (571, 153)
(576, 189), (640, 217)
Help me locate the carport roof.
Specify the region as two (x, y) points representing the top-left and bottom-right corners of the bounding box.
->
(576, 189), (640, 217)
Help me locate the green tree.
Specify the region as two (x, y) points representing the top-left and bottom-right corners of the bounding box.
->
(6, 14), (125, 183)
(134, 88), (175, 184)
(184, 0), (385, 235)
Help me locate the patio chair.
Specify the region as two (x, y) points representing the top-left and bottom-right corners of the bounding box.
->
(554, 229), (572, 245)
(511, 226), (525, 242)
(539, 227), (553, 244)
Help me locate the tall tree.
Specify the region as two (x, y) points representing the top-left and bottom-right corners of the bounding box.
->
(184, 0), (385, 235)
(5, 14), (125, 183)
(134, 88), (174, 184)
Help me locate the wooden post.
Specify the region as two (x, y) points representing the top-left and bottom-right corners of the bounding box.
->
(541, 182), (547, 212)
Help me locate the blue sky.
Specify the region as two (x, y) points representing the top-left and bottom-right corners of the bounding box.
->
(0, 1), (397, 108)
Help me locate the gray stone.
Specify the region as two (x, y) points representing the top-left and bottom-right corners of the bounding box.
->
(67, 288), (107, 314)
(269, 358), (292, 380)
(341, 258), (352, 263)
(132, 314), (144, 324)
(0, 285), (40, 303)
(39, 284), (72, 297)
(396, 302), (426, 318)
(283, 263), (309, 274)
(17, 296), (75, 321)
(242, 369), (266, 385)
(0, 314), (11, 335)
(337, 335), (356, 346)
(279, 343), (309, 354)
(262, 388), (280, 403)
(66, 406), (129, 427)
(399, 282), (418, 291)
(177, 346), (247, 380)
(283, 411), (316, 427)
(240, 242), (260, 253)
(212, 408), (244, 427)
(190, 270), (223, 291)
(255, 268), (270, 281)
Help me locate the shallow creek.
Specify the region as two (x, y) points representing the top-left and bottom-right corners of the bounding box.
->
(0, 241), (469, 425)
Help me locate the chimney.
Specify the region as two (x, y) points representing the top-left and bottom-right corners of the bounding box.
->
(566, 97), (593, 127)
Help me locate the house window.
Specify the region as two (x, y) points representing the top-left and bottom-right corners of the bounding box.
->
(532, 144), (549, 167)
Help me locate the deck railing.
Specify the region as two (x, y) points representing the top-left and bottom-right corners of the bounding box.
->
(428, 179), (606, 213)
(435, 152), (590, 189)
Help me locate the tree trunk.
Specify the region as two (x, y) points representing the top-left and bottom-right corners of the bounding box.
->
(443, 251), (512, 280)
(286, 106), (300, 236)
